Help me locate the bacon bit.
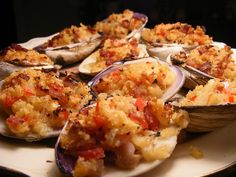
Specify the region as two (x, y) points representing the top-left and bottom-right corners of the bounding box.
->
(128, 112), (148, 129)
(78, 147), (105, 160)
(186, 60), (199, 69)
(48, 83), (68, 106)
(3, 96), (18, 107)
(6, 115), (28, 128)
(199, 62), (211, 73)
(135, 97), (146, 112)
(121, 19), (130, 28)
(181, 25), (191, 34)
(100, 50), (115, 59)
(160, 28), (166, 37)
(10, 44), (28, 52)
(229, 95), (234, 103)
(144, 104), (160, 131)
(129, 38), (138, 47)
(216, 86), (224, 92)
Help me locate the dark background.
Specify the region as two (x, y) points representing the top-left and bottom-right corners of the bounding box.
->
(1, 0), (236, 50)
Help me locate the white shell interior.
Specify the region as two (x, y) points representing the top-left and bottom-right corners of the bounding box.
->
(79, 44), (149, 75)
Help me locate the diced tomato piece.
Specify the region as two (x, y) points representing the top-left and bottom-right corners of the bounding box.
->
(96, 101), (100, 113)
(229, 95), (234, 103)
(59, 110), (69, 120)
(24, 87), (35, 96)
(6, 115), (28, 128)
(111, 70), (122, 81)
(135, 97), (146, 112)
(93, 101), (107, 127)
(3, 96), (18, 107)
(78, 147), (105, 160)
(48, 83), (64, 93)
(190, 95), (197, 101)
(128, 112), (148, 129)
(93, 115), (106, 128)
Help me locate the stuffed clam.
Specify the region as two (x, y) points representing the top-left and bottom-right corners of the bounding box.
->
(89, 57), (185, 101)
(31, 24), (103, 65)
(141, 22), (213, 60)
(0, 69), (92, 141)
(79, 38), (149, 75)
(169, 44), (236, 89)
(95, 9), (148, 39)
(0, 44), (56, 80)
(55, 94), (189, 177)
(174, 79), (236, 132)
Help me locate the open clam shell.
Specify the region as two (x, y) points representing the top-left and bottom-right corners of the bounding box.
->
(176, 104), (236, 132)
(0, 114), (60, 142)
(0, 70), (93, 141)
(55, 95), (188, 177)
(166, 43), (232, 89)
(96, 11), (148, 40)
(88, 57), (185, 101)
(20, 33), (103, 65)
(125, 12), (148, 40)
(78, 43), (149, 75)
(0, 61), (57, 80)
(55, 126), (177, 177)
(172, 80), (236, 132)
(42, 35), (103, 65)
(145, 41), (225, 61)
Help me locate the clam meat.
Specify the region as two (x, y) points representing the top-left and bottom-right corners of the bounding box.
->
(89, 57), (185, 102)
(0, 69), (92, 141)
(55, 94), (189, 177)
(174, 79), (236, 132)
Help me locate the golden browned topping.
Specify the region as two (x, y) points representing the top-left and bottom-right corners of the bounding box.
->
(93, 60), (176, 99)
(87, 38), (141, 72)
(60, 95), (189, 177)
(95, 9), (146, 38)
(0, 69), (92, 137)
(141, 22), (212, 45)
(0, 44), (53, 66)
(179, 79), (236, 106)
(43, 23), (99, 48)
(174, 45), (236, 80)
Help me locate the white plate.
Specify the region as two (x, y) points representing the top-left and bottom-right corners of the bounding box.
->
(0, 120), (236, 177)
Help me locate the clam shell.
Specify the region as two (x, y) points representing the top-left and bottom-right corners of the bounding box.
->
(78, 44), (149, 75)
(0, 111), (60, 142)
(55, 101), (178, 177)
(43, 36), (103, 65)
(125, 12), (148, 40)
(0, 72), (91, 141)
(0, 78), (61, 141)
(176, 104), (236, 132)
(0, 61), (57, 80)
(88, 57), (185, 101)
(144, 40), (225, 61)
(20, 33), (103, 65)
(98, 12), (148, 40)
(166, 43), (230, 89)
